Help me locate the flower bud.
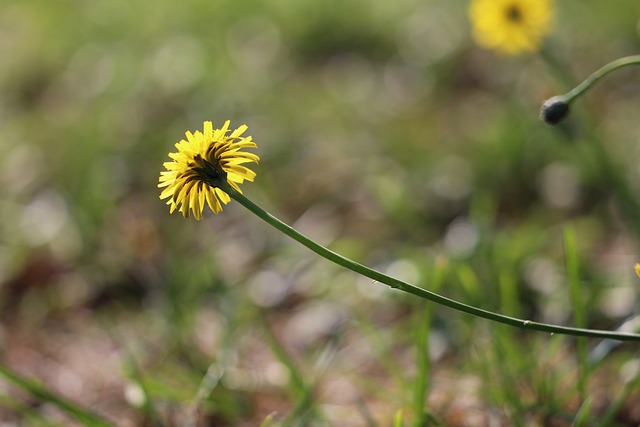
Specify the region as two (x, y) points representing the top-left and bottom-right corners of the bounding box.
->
(540, 96), (570, 125)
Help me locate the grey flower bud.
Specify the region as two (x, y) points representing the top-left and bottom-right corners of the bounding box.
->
(540, 96), (570, 125)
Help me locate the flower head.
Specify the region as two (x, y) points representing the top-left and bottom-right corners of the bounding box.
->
(469, 0), (554, 55)
(635, 263), (640, 279)
(158, 120), (259, 219)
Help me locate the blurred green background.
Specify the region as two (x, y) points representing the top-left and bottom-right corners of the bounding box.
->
(1, 0), (640, 425)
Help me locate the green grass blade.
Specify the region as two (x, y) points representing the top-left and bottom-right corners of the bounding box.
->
(595, 361), (640, 427)
(394, 409), (404, 427)
(259, 412), (277, 427)
(100, 316), (163, 426)
(498, 269), (521, 318)
(413, 258), (446, 427)
(0, 363), (112, 427)
(563, 227), (589, 402)
(261, 314), (317, 425)
(572, 397), (593, 427)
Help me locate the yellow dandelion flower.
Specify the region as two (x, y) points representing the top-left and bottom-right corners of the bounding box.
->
(158, 120), (259, 219)
(469, 0), (553, 55)
(635, 263), (640, 278)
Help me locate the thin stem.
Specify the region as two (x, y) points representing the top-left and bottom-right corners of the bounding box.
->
(224, 185), (640, 342)
(564, 55), (640, 103)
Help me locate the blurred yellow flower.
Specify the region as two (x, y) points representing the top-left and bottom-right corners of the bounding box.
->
(158, 120), (259, 219)
(635, 263), (640, 278)
(469, 0), (553, 55)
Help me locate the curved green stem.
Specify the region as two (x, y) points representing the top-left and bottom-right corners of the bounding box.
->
(225, 185), (640, 342)
(541, 55), (640, 124)
(564, 55), (640, 103)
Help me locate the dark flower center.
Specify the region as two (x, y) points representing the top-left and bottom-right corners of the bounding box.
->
(190, 154), (227, 187)
(505, 4), (522, 22)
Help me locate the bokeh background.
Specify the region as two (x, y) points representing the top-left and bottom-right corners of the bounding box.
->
(1, 0), (640, 425)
